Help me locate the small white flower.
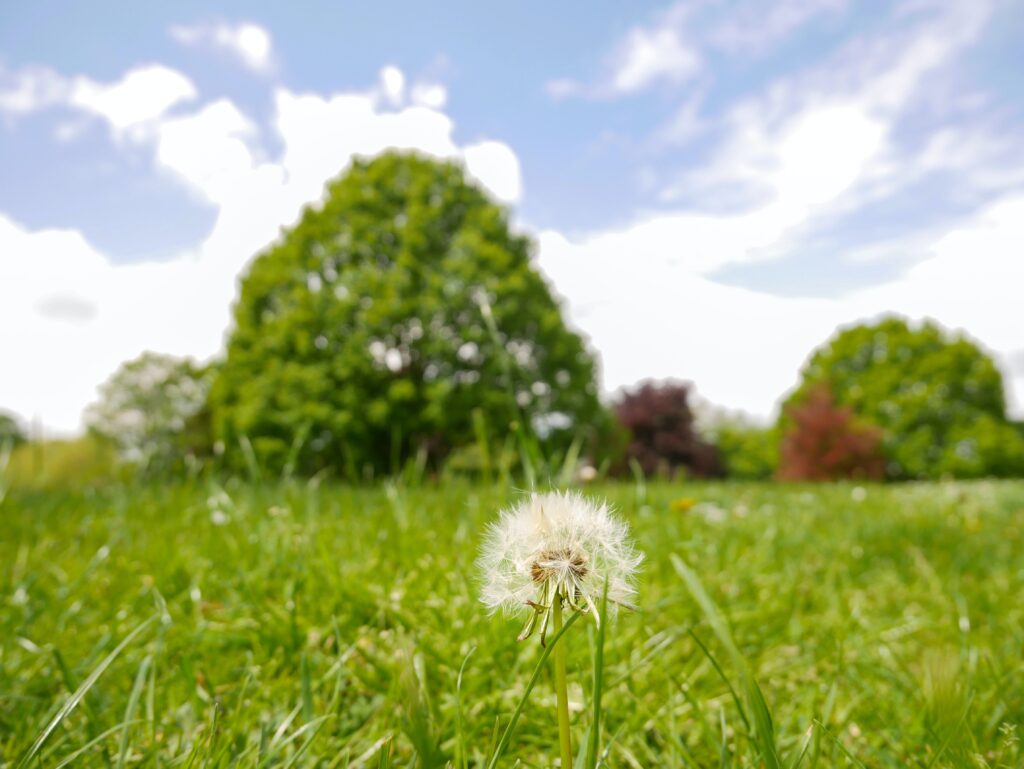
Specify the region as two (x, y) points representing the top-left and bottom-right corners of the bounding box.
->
(478, 491), (642, 643)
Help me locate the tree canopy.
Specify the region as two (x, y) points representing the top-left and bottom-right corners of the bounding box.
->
(85, 352), (214, 475)
(788, 316), (1024, 479)
(211, 151), (604, 476)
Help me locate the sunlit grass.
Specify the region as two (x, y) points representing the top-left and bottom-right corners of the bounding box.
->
(2, 479), (1023, 767)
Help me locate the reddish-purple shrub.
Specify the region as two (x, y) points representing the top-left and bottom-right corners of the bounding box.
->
(614, 381), (720, 477)
(778, 384), (885, 481)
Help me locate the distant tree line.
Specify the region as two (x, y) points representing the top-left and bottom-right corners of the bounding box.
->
(6, 152), (1024, 485)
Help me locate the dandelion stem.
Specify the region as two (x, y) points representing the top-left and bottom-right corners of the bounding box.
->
(552, 598), (573, 767)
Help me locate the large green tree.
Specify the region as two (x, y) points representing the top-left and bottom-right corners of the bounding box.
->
(788, 316), (1024, 479)
(211, 151), (604, 476)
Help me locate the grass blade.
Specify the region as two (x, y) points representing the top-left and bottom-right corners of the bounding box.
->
(584, 579), (608, 769)
(671, 554), (780, 769)
(116, 654), (152, 769)
(455, 646), (476, 769)
(16, 615), (156, 769)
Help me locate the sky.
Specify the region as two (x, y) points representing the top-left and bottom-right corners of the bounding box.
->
(1, 0), (1023, 434)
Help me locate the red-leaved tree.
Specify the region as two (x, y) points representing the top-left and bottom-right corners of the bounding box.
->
(778, 384), (885, 481)
(614, 381), (721, 477)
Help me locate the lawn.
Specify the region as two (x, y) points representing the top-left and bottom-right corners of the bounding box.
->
(2, 479), (1023, 767)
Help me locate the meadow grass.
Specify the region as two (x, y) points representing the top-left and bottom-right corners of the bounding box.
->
(2, 479), (1023, 767)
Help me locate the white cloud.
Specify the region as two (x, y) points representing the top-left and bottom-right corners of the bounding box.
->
(710, 0), (847, 54)
(379, 66), (406, 106)
(71, 65), (197, 136)
(0, 66), (70, 113)
(463, 141), (523, 204)
(0, 64), (196, 137)
(546, 0), (849, 101)
(546, 5), (700, 99)
(610, 24), (700, 94)
(0, 66), (523, 433)
(410, 82), (447, 109)
(170, 21), (274, 73)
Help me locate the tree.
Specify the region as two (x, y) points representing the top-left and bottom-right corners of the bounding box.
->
(614, 381), (720, 477)
(0, 411), (26, 449)
(778, 384), (885, 481)
(789, 316), (1024, 479)
(85, 352), (214, 475)
(211, 151), (604, 476)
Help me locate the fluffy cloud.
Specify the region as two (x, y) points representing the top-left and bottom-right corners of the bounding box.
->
(547, 5), (699, 99)
(0, 66), (70, 113)
(0, 64), (196, 135)
(608, 23), (700, 94)
(170, 21), (274, 73)
(72, 65), (197, 136)
(0, 65), (520, 433)
(546, 0), (850, 100)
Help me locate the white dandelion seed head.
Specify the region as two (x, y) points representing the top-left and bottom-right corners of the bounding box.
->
(477, 491), (642, 622)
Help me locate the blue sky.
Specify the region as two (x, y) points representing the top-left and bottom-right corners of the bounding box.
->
(2, 0), (1023, 432)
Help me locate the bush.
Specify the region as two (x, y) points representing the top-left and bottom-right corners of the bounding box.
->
(790, 316), (1024, 478)
(212, 151), (604, 476)
(712, 420), (779, 480)
(614, 381), (720, 477)
(778, 384), (885, 481)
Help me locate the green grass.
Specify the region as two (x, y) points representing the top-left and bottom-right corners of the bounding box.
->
(2, 479), (1023, 767)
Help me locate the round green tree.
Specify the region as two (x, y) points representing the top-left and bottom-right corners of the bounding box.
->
(788, 316), (1024, 479)
(211, 151), (604, 476)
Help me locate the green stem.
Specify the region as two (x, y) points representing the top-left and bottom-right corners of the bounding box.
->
(485, 611), (582, 769)
(552, 598), (573, 768)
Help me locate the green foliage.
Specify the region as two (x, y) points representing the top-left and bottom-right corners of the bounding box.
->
(711, 419), (779, 480)
(212, 151), (604, 476)
(790, 316), (1024, 479)
(0, 411), (26, 449)
(3, 480), (1024, 766)
(85, 352), (215, 476)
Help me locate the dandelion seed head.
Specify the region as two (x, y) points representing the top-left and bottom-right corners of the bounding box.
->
(477, 491), (641, 628)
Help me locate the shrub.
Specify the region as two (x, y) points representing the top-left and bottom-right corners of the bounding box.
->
(778, 384), (884, 481)
(614, 381), (720, 477)
(712, 420), (779, 480)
